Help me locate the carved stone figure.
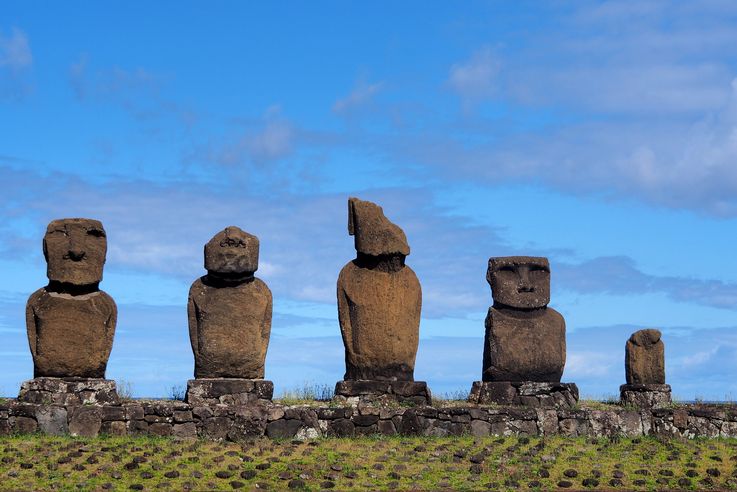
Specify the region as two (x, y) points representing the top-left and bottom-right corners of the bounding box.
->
(625, 329), (665, 384)
(470, 256), (576, 408)
(620, 328), (670, 408)
(337, 197), (421, 381)
(482, 256), (565, 382)
(188, 226), (272, 380)
(26, 219), (117, 379)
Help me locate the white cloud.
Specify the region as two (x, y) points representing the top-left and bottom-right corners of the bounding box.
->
(448, 47), (500, 104)
(213, 106), (294, 166)
(245, 117), (293, 162)
(68, 55), (160, 102)
(333, 79), (384, 114)
(0, 27), (32, 71)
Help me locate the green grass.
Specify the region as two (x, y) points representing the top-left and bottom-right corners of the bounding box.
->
(276, 382), (335, 406)
(2, 433), (737, 490)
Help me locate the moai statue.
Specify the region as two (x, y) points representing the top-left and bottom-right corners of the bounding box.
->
(469, 257), (578, 408)
(19, 218), (120, 405)
(334, 197), (430, 405)
(185, 226), (274, 405)
(620, 328), (671, 408)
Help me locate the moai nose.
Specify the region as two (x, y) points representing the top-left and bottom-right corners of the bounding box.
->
(68, 248), (86, 261)
(518, 266), (534, 292)
(68, 237), (86, 261)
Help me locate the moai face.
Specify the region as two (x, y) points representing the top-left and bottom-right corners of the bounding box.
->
(348, 197), (410, 257)
(43, 219), (107, 285)
(487, 256), (551, 309)
(204, 226), (259, 275)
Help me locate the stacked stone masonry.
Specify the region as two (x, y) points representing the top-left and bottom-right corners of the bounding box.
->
(1, 400), (736, 440)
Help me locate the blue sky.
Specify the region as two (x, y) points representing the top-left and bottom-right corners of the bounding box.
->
(2, 1), (737, 399)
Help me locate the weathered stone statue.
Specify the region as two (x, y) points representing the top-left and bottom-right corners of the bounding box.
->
(625, 328), (665, 384)
(20, 218), (120, 405)
(185, 226), (274, 405)
(620, 328), (671, 408)
(334, 197), (430, 404)
(469, 256), (578, 408)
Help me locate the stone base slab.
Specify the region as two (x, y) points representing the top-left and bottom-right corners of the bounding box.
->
(18, 378), (120, 405)
(468, 381), (579, 408)
(333, 380), (432, 405)
(620, 383), (672, 408)
(185, 379), (273, 405)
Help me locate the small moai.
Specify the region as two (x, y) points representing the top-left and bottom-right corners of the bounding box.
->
(19, 218), (120, 405)
(620, 328), (671, 408)
(334, 197), (431, 405)
(185, 226), (274, 405)
(468, 256), (579, 408)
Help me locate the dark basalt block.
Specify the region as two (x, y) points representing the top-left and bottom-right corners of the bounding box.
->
(468, 381), (579, 409)
(185, 378), (273, 405)
(17, 377), (120, 405)
(334, 380), (431, 405)
(620, 383), (671, 408)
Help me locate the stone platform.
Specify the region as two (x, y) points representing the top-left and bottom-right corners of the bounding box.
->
(2, 397), (737, 440)
(17, 377), (120, 405)
(333, 380), (432, 405)
(620, 383), (672, 408)
(185, 378), (273, 405)
(468, 381), (579, 408)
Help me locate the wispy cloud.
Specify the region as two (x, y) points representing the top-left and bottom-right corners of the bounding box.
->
(201, 105), (294, 168)
(447, 46), (500, 109)
(0, 27), (32, 71)
(333, 78), (384, 114)
(558, 255), (737, 310)
(0, 26), (32, 100)
(68, 55), (160, 102)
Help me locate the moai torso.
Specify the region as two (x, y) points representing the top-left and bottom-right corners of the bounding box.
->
(188, 226), (272, 379)
(338, 258), (421, 381)
(625, 329), (665, 384)
(482, 256), (566, 382)
(26, 219), (117, 378)
(337, 198), (422, 381)
(27, 289), (116, 378)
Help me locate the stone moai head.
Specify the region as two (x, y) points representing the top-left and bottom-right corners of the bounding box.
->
(348, 197), (410, 257)
(625, 328), (665, 384)
(487, 256), (551, 309)
(43, 218), (107, 285)
(204, 226), (259, 276)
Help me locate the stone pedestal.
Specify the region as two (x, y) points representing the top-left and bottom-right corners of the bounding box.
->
(468, 381), (579, 408)
(333, 380), (431, 406)
(18, 377), (120, 405)
(620, 383), (671, 408)
(185, 379), (273, 405)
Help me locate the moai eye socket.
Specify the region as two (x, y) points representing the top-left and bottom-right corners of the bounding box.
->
(87, 229), (106, 238)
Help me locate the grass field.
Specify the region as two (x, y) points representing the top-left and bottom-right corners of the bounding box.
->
(2, 434), (737, 491)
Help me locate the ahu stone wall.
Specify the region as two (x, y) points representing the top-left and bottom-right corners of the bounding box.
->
(1, 399), (736, 441)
